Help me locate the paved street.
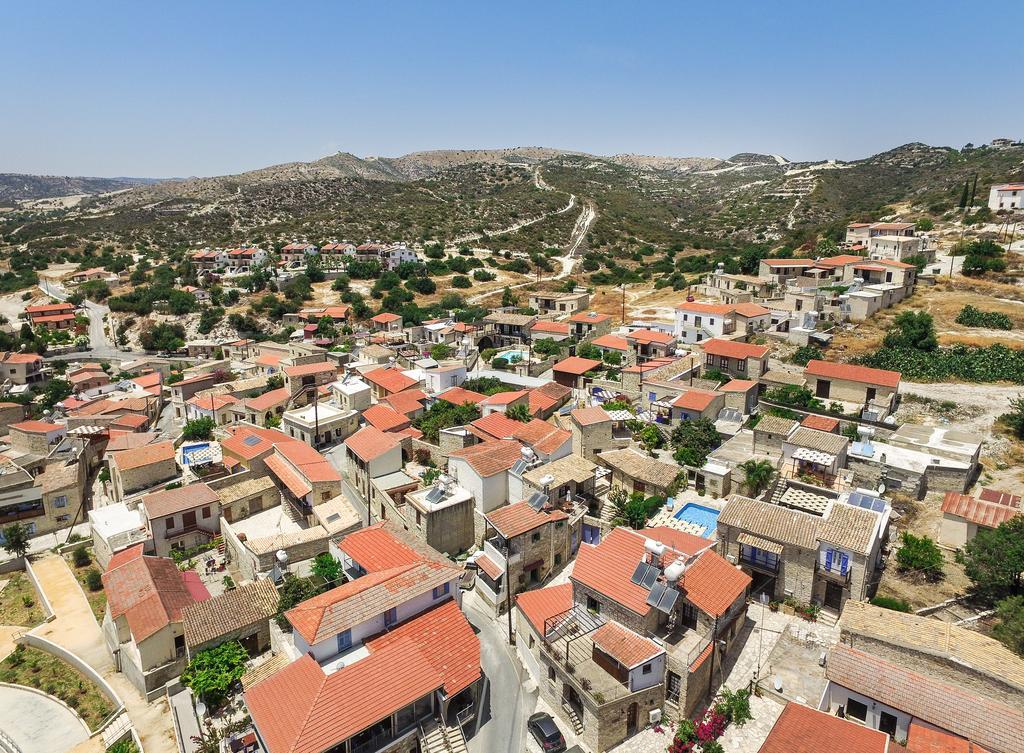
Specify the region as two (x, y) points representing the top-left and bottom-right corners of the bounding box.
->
(37, 279), (142, 360)
(0, 684), (90, 753)
(462, 590), (536, 753)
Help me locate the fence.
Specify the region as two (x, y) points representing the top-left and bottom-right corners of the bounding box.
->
(23, 558), (56, 623)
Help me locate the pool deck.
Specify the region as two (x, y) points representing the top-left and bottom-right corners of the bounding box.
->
(647, 492), (726, 538)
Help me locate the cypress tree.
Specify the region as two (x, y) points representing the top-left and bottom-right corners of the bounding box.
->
(959, 180), (970, 208)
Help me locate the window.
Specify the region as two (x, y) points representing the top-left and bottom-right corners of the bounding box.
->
(742, 545), (779, 571)
(555, 521), (564, 529)
(52, 496), (68, 508)
(586, 596), (601, 614)
(554, 554), (562, 566)
(548, 665), (556, 683)
(845, 698), (868, 723)
(432, 582), (450, 599)
(201, 506), (210, 519)
(528, 634), (535, 648)
(56, 514), (69, 523)
(737, 359), (745, 372)
(384, 607), (398, 627)
(531, 532), (541, 543)
(719, 356), (729, 368)
(642, 663), (653, 674)
(336, 629), (352, 652)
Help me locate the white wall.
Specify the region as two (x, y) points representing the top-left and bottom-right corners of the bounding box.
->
(628, 652), (666, 692)
(451, 459), (507, 513)
(822, 681), (911, 741)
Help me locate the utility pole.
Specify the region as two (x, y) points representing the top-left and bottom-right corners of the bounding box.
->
(505, 540), (515, 646)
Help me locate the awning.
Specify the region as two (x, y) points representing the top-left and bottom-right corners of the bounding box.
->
(737, 533), (784, 555)
(264, 454), (312, 499)
(605, 409), (634, 421)
(792, 447), (836, 466)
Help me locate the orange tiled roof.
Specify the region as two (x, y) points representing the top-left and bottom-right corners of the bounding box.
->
(112, 440), (175, 471)
(274, 441), (340, 483)
(906, 720), (989, 753)
(485, 500), (567, 539)
(530, 320), (570, 335)
(379, 389), (427, 416)
(475, 554), (503, 580)
(757, 702), (888, 753)
(702, 338), (770, 359)
(283, 361), (337, 378)
(516, 583), (572, 634)
(675, 300), (735, 314)
(480, 390), (528, 406)
(221, 425), (290, 460)
(591, 622), (663, 668)
(801, 414), (840, 432)
(436, 386), (486, 406)
(344, 425), (401, 462)
(568, 311), (611, 324)
(571, 406), (612, 426)
(625, 328), (675, 345)
(528, 382), (571, 415)
(941, 492), (1020, 529)
(721, 379), (757, 392)
(449, 439), (524, 477)
(364, 367), (418, 394)
(552, 356), (601, 375)
(362, 404), (412, 433)
(591, 334), (630, 351)
(671, 389), (720, 412)
(142, 483), (219, 519)
(243, 387), (291, 412)
(10, 420), (63, 434)
(265, 454), (313, 498)
(804, 359), (901, 388)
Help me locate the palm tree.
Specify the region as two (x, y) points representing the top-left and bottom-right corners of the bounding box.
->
(506, 404), (532, 423)
(740, 459), (775, 497)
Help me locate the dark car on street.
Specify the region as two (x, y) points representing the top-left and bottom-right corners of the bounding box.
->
(527, 712), (566, 752)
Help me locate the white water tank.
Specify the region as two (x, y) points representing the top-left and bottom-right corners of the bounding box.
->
(664, 558), (687, 583)
(644, 539), (665, 558)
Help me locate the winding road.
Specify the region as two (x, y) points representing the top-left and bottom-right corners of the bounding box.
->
(37, 279), (142, 361)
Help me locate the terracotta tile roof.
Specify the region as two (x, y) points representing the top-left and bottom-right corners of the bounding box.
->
(978, 487), (1022, 507)
(761, 258), (815, 267)
(816, 254), (869, 266)
(370, 312), (402, 323)
(732, 302), (771, 317)
(590, 334), (630, 351)
(255, 353), (283, 367)
(804, 359), (901, 388)
(362, 403), (412, 433)
(825, 644), (1023, 753)
(437, 386), (487, 406)
(10, 420), (64, 434)
(552, 356), (601, 375)
(568, 311), (612, 324)
(344, 425), (401, 462)
(34, 313), (77, 323)
(786, 426), (849, 456)
(174, 372), (219, 387)
(243, 387), (291, 411)
(142, 482), (219, 519)
(571, 406), (612, 426)
(591, 622), (663, 668)
(511, 419), (571, 456)
(718, 495), (820, 549)
(265, 454), (313, 498)
(449, 439), (524, 477)
(337, 522), (449, 573)
(475, 554), (503, 580)
(365, 599), (480, 696)
(721, 379), (758, 392)
(516, 583), (573, 634)
(818, 503), (879, 555)
(571, 528), (659, 615)
(187, 393), (238, 411)
(105, 432), (160, 452)
(183, 580), (279, 648)
(626, 329), (676, 345)
(112, 440), (176, 471)
(702, 338), (770, 359)
(480, 390), (528, 406)
(283, 361), (337, 378)
(679, 543), (750, 616)
(486, 501), (567, 539)
(379, 388), (427, 415)
(941, 492), (1020, 528)
(110, 413), (149, 430)
(753, 415), (798, 436)
(274, 441), (340, 483)
(907, 721), (989, 753)
(221, 425), (290, 460)
(801, 414), (840, 432)
(671, 389), (720, 411)
(363, 367), (418, 394)
(286, 560), (459, 644)
(1, 352), (42, 364)
(642, 527), (710, 556)
(102, 548), (208, 642)
(528, 382), (571, 415)
(470, 412), (523, 440)
(531, 320), (570, 335)
(757, 702), (888, 753)
(26, 302), (75, 314)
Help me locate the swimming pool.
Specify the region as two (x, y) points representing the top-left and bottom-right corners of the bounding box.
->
(673, 503), (720, 538)
(181, 442), (215, 466)
(499, 349), (530, 363)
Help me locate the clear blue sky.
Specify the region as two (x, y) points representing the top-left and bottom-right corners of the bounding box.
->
(3, 1), (1020, 177)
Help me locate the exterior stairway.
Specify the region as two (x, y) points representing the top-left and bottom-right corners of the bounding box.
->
(563, 704), (585, 735)
(442, 723), (469, 753)
(420, 721), (449, 753)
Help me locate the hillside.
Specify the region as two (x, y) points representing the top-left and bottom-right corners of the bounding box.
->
(0, 173), (159, 205)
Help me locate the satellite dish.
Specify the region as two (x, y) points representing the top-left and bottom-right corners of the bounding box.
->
(877, 483), (886, 495)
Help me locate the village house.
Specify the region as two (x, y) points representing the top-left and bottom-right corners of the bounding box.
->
(283, 360), (338, 404)
(25, 301), (77, 330)
(701, 338), (769, 379)
(516, 526), (750, 751)
(245, 524), (481, 753)
(803, 360), (900, 416)
(262, 439), (342, 524)
(370, 312), (404, 333)
(758, 702), (890, 753)
(231, 386), (290, 427)
(482, 311), (538, 347)
(598, 448), (680, 497)
(182, 579), (279, 659)
(185, 391), (238, 425)
(139, 482), (221, 558)
(674, 301), (737, 343)
(190, 249), (226, 270)
(448, 439), (532, 539)
(108, 440), (179, 503)
(529, 319), (572, 342)
(279, 242), (318, 265)
(939, 487), (1020, 548)
(988, 182), (1024, 211)
(528, 289), (591, 315)
(344, 425), (403, 516)
(363, 366), (420, 400)
(101, 544), (211, 699)
(224, 246), (267, 273)
(569, 311), (613, 340)
(625, 328), (678, 361)
(282, 401), (359, 448)
(552, 355), (602, 391)
(328, 375), (373, 411)
(0, 351), (46, 385)
(168, 372), (220, 421)
(570, 406), (630, 461)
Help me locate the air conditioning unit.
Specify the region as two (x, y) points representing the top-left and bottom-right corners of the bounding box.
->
(649, 709), (662, 725)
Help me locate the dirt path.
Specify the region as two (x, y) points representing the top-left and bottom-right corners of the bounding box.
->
(29, 555), (179, 753)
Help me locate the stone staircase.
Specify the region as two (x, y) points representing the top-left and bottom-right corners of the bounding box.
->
(563, 704), (585, 735)
(817, 609), (839, 628)
(281, 493), (306, 525)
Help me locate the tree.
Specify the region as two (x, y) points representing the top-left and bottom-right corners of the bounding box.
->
(183, 417), (216, 441)
(1, 523), (31, 558)
(956, 517), (1024, 601)
(501, 286), (518, 308)
(959, 180), (970, 209)
(311, 553), (342, 587)
(739, 459), (774, 496)
(882, 311), (937, 352)
(671, 418), (721, 467)
(610, 488), (664, 530)
(430, 343), (454, 360)
(895, 532), (944, 580)
(992, 596), (1024, 656)
(72, 544), (91, 568)
(506, 404), (531, 423)
(915, 217), (934, 232)
(181, 641), (249, 707)
(316, 315), (337, 338)
(276, 574), (323, 628)
(140, 322), (186, 352)
(451, 275), (472, 288)
(267, 374), (284, 390)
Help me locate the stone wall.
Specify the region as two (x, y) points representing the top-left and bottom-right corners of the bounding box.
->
(718, 524), (816, 603)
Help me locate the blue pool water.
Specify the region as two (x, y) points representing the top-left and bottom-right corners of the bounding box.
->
(673, 503), (720, 538)
(500, 349), (530, 363)
(181, 442), (211, 466)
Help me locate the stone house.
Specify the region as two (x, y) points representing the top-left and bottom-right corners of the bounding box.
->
(667, 388), (724, 423)
(475, 499), (580, 613)
(182, 579), (279, 659)
(528, 290), (590, 315)
(140, 482), (221, 558)
(751, 415), (798, 455)
(568, 311), (613, 340)
(262, 440), (342, 524)
(168, 372), (220, 421)
(482, 311), (538, 347)
(344, 425), (403, 509)
(598, 448), (681, 498)
(281, 402), (359, 448)
(570, 406), (629, 460)
(781, 426), (850, 483)
(363, 366), (419, 400)
(397, 478), (476, 556)
(328, 376), (373, 411)
(552, 356), (602, 391)
(370, 312), (404, 332)
(625, 329), (678, 361)
(701, 338), (769, 379)
(213, 475), (278, 524)
(515, 526), (750, 751)
(803, 360), (900, 414)
(283, 360), (337, 405)
(108, 440), (179, 503)
(939, 488), (1020, 548)
(8, 420), (67, 456)
(0, 351), (46, 386)
(101, 545), (211, 700)
(231, 386), (290, 427)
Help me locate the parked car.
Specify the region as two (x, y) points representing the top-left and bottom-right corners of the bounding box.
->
(527, 713), (566, 752)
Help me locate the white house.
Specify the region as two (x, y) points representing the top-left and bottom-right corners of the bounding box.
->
(674, 301), (736, 343)
(989, 183), (1024, 212)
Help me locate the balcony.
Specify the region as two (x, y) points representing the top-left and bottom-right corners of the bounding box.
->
(816, 560), (852, 583)
(164, 523), (214, 541)
(739, 553), (779, 573)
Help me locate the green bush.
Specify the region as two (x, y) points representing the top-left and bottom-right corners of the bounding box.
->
(895, 532), (944, 580)
(85, 569), (103, 592)
(869, 595), (911, 612)
(955, 305), (1012, 331)
(790, 345), (822, 367)
(72, 545), (91, 568)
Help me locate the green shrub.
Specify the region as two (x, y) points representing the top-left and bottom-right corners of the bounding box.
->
(85, 569), (103, 592)
(955, 305), (1013, 331)
(72, 545), (91, 568)
(895, 532), (944, 580)
(870, 595), (911, 612)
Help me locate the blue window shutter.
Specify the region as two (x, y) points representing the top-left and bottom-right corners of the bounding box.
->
(840, 553), (849, 575)
(824, 549), (833, 571)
